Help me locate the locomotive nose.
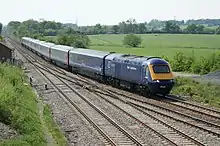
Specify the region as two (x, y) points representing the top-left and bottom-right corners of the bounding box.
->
(149, 79), (175, 95)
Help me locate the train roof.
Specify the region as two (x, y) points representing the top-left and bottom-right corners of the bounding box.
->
(146, 58), (169, 65)
(108, 53), (164, 65)
(70, 48), (111, 58)
(39, 41), (55, 47)
(30, 39), (41, 43)
(22, 37), (32, 40)
(105, 53), (124, 60)
(51, 45), (75, 51)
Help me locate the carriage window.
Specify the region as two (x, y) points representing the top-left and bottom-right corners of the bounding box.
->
(153, 65), (170, 73)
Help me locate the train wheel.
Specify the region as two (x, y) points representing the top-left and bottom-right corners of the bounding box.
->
(130, 83), (135, 92)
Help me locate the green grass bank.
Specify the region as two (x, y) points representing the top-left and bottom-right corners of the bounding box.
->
(171, 77), (220, 109)
(0, 63), (66, 146)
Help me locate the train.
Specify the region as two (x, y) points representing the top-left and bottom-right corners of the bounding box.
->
(21, 37), (175, 96)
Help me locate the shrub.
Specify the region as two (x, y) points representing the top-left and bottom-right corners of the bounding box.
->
(123, 34), (142, 47)
(57, 34), (90, 48)
(0, 35), (3, 41)
(171, 77), (220, 108)
(170, 51), (220, 75)
(171, 52), (187, 72)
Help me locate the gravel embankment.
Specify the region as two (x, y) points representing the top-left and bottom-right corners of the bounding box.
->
(0, 123), (18, 140)
(71, 83), (168, 146)
(193, 70), (220, 85)
(69, 80), (199, 146)
(173, 71), (220, 85)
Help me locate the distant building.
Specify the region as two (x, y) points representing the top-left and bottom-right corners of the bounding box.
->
(0, 41), (14, 63)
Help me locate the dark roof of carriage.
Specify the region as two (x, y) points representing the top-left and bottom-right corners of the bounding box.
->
(147, 58), (169, 65)
(113, 54), (165, 65)
(70, 48), (112, 58)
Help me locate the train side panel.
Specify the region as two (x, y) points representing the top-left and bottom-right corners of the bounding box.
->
(105, 54), (145, 84)
(105, 53), (123, 77)
(69, 49), (110, 79)
(118, 62), (143, 84)
(50, 46), (69, 68)
(38, 42), (55, 59)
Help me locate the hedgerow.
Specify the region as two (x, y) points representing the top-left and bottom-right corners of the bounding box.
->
(161, 51), (220, 75)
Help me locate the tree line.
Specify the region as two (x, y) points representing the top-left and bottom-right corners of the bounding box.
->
(5, 18), (220, 38)
(80, 19), (220, 35)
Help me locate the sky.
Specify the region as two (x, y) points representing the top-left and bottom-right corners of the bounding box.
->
(0, 0), (219, 26)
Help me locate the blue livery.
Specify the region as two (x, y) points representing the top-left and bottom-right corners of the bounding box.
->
(21, 37), (175, 96)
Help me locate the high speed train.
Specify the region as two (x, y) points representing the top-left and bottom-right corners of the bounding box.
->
(21, 37), (175, 96)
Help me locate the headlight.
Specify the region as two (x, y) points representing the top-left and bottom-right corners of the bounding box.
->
(171, 79), (175, 82)
(153, 80), (160, 83)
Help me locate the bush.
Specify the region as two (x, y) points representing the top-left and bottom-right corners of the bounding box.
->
(169, 51), (220, 75)
(123, 34), (142, 47)
(0, 35), (3, 41)
(57, 34), (90, 48)
(171, 77), (220, 108)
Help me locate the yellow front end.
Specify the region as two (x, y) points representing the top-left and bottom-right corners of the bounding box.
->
(147, 64), (175, 95)
(148, 64), (174, 80)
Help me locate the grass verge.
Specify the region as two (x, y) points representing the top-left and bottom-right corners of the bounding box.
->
(43, 104), (67, 146)
(0, 63), (46, 145)
(171, 77), (220, 108)
(0, 63), (67, 146)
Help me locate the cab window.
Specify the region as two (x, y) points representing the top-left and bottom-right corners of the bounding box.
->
(153, 65), (170, 73)
(146, 66), (149, 76)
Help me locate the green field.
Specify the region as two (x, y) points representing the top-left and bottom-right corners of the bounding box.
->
(88, 34), (220, 59)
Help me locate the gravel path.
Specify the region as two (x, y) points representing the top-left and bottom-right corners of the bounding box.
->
(173, 71), (220, 85)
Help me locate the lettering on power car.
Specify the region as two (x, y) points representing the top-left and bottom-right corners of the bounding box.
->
(127, 66), (137, 70)
(160, 85), (166, 88)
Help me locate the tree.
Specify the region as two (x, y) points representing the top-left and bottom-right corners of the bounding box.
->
(0, 23), (2, 34)
(138, 23), (146, 34)
(57, 33), (90, 48)
(164, 21), (180, 33)
(186, 24), (197, 33)
(215, 26), (220, 34)
(112, 25), (119, 34)
(123, 34), (142, 47)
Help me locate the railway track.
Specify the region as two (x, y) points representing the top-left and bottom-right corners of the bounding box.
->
(164, 95), (220, 117)
(28, 63), (214, 145)
(9, 38), (145, 145)
(9, 38), (220, 145)
(108, 88), (220, 122)
(32, 62), (205, 145)
(46, 67), (211, 145)
(38, 65), (144, 146)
